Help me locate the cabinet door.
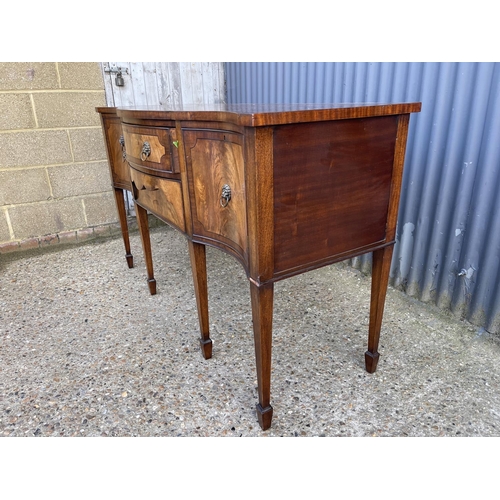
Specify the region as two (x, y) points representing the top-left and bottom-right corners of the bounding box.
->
(98, 111), (129, 189)
(183, 130), (248, 263)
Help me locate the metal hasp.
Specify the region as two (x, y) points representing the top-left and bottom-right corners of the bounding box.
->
(103, 65), (129, 87)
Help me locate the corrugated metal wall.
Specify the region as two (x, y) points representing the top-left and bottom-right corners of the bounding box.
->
(226, 62), (500, 334)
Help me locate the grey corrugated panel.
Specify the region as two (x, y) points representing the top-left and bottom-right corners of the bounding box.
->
(226, 62), (500, 334)
(455, 63), (500, 332)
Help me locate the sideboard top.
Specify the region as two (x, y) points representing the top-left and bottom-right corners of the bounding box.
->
(110, 102), (421, 127)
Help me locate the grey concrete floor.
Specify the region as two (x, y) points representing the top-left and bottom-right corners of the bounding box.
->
(2, 224), (500, 437)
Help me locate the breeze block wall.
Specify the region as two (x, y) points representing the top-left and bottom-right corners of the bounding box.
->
(0, 62), (119, 253)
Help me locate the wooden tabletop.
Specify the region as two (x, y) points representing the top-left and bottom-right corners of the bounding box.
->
(111, 102), (421, 127)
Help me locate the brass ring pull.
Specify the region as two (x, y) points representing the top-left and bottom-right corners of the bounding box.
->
(140, 141), (151, 161)
(220, 184), (231, 207)
(119, 135), (126, 161)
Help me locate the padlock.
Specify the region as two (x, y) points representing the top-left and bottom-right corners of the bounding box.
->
(115, 71), (125, 87)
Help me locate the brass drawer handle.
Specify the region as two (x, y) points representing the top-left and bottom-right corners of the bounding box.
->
(220, 184), (231, 207)
(119, 135), (126, 161)
(140, 141), (151, 161)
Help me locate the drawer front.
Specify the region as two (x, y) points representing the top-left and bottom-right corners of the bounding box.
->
(130, 168), (185, 232)
(122, 124), (180, 173)
(183, 130), (247, 259)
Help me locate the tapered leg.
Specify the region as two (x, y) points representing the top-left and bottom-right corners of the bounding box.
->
(113, 188), (133, 268)
(135, 202), (156, 295)
(365, 245), (394, 373)
(250, 281), (274, 431)
(188, 241), (212, 359)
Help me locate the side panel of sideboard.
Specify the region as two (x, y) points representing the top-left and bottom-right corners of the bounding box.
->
(273, 116), (398, 277)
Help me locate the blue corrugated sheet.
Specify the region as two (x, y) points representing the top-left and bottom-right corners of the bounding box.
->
(226, 62), (500, 334)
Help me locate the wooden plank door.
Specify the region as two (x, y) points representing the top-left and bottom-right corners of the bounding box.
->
(101, 62), (226, 106)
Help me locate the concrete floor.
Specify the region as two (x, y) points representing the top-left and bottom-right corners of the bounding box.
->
(2, 224), (500, 437)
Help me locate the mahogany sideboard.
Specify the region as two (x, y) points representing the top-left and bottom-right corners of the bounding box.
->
(98, 102), (421, 430)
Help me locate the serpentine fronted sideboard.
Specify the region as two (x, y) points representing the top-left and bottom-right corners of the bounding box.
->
(97, 102), (421, 430)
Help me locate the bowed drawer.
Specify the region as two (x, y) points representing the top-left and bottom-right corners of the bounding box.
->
(122, 124), (180, 175)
